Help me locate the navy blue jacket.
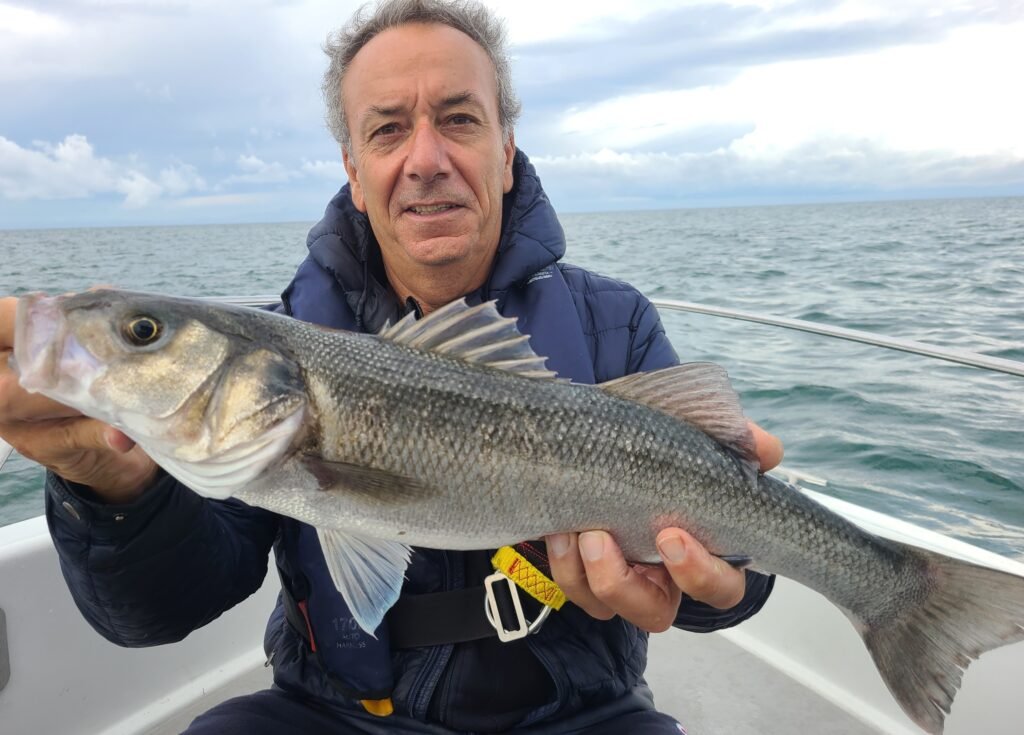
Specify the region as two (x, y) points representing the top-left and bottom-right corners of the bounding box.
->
(45, 150), (773, 731)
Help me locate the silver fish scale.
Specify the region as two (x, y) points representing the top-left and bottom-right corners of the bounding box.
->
(255, 317), (921, 617)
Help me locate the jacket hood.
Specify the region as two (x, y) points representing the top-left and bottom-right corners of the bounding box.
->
(303, 149), (565, 329)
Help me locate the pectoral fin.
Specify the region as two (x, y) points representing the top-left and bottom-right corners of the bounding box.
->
(302, 457), (436, 504)
(316, 528), (412, 636)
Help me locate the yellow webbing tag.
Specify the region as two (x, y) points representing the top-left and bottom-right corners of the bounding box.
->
(360, 698), (394, 717)
(491, 546), (566, 610)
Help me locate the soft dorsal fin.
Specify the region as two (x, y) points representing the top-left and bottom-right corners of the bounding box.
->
(378, 299), (557, 379)
(599, 363), (759, 468)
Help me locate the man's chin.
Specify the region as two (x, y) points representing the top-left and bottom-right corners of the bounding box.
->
(401, 236), (478, 267)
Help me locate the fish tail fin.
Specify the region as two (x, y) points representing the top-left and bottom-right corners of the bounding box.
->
(858, 545), (1024, 734)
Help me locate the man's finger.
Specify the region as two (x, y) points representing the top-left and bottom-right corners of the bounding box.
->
(656, 528), (746, 609)
(2, 417), (134, 470)
(545, 533), (616, 621)
(0, 298), (16, 349)
(748, 420), (783, 471)
(576, 530), (681, 632)
(104, 427), (136, 453)
(53, 418), (135, 454)
(0, 379), (81, 421)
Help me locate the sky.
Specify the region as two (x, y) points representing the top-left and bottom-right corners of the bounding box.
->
(1, 0), (1022, 229)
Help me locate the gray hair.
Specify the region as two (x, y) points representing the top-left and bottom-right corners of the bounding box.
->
(322, 0), (521, 152)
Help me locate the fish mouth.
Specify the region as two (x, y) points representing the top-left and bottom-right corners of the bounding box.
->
(12, 293), (101, 400)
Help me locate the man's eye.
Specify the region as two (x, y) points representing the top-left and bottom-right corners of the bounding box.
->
(448, 115), (474, 126)
(373, 123), (400, 137)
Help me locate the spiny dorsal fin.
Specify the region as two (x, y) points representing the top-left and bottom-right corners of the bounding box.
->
(600, 363), (758, 467)
(378, 298), (556, 379)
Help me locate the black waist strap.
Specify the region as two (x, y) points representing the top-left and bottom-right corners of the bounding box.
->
(279, 573), (543, 650)
(280, 544), (553, 651)
(387, 584), (543, 649)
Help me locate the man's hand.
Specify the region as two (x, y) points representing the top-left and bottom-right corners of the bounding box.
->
(546, 421), (783, 632)
(0, 296), (157, 503)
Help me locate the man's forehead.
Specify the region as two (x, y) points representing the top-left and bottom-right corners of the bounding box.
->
(367, 91), (486, 117)
(343, 23), (498, 113)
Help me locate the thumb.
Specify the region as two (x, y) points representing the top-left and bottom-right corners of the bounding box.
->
(104, 426), (137, 453)
(656, 528), (746, 609)
(59, 418), (136, 454)
(0, 297), (16, 350)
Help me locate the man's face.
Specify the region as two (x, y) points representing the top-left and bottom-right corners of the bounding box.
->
(341, 23), (515, 277)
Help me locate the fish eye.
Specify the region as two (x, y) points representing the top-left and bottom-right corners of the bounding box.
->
(124, 316), (163, 346)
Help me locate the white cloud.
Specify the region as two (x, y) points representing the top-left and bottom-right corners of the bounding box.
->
(557, 22), (1024, 166)
(301, 159), (346, 180)
(238, 154), (266, 173)
(159, 163), (207, 196)
(498, 0), (821, 44)
(0, 3), (68, 36)
(0, 134), (204, 206)
(500, 0), (691, 43)
(222, 154), (300, 185)
(0, 134), (324, 211)
(117, 170), (162, 208)
(0, 134), (123, 199)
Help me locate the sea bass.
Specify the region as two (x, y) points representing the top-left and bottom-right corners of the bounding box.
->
(11, 289), (1024, 734)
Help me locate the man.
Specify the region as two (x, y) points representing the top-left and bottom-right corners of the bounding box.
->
(0, 1), (781, 732)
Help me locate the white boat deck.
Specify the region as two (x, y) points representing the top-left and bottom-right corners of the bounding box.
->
(649, 629), (880, 735)
(142, 625), (879, 735)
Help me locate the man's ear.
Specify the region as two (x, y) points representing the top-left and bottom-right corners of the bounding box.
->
(502, 131), (516, 194)
(342, 147), (367, 212)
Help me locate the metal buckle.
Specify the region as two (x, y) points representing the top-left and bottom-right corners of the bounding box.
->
(483, 572), (552, 642)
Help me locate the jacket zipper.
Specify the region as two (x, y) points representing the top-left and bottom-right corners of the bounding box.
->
(408, 550), (459, 718)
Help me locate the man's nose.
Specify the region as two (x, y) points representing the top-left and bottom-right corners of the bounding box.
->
(403, 121), (450, 182)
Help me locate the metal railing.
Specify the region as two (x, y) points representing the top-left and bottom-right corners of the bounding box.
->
(2, 296), (1022, 474)
(651, 299), (1024, 378)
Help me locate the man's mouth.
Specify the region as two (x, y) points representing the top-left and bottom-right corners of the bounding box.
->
(407, 203), (458, 215)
